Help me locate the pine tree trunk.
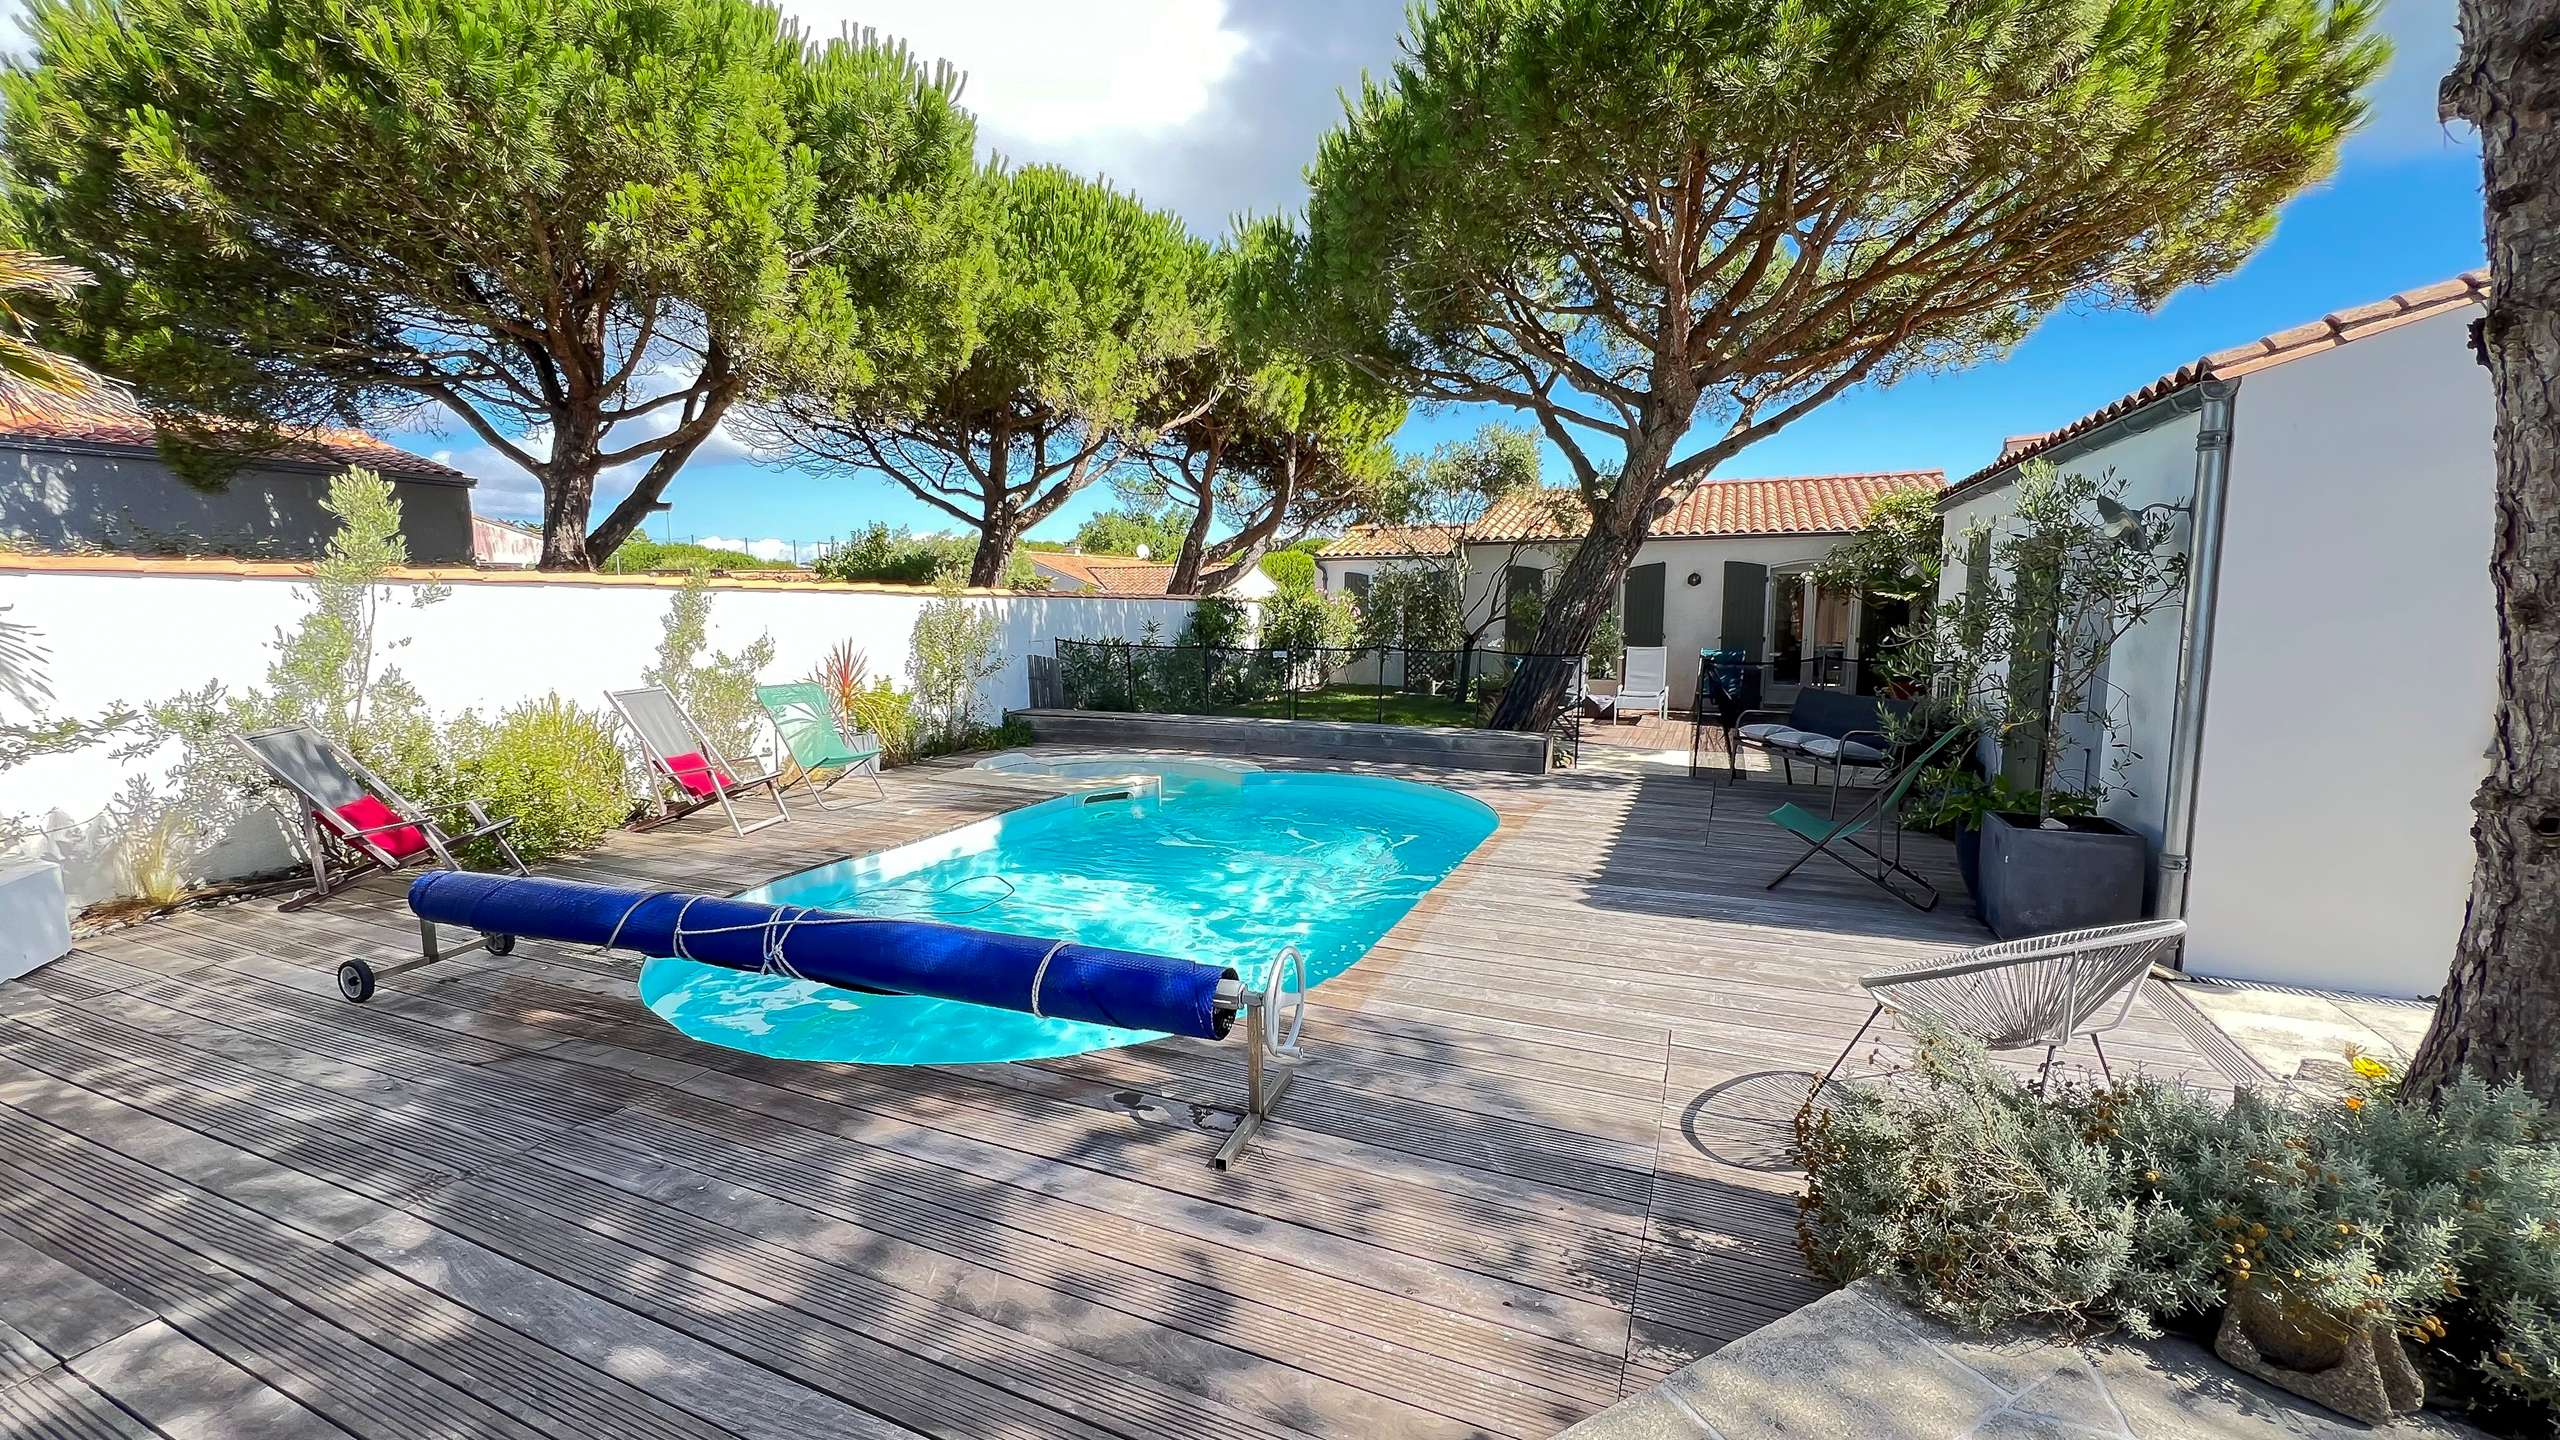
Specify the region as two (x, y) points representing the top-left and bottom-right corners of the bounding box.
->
(968, 523), (1014, 588)
(537, 459), (597, 570)
(1486, 444), (1671, 731)
(1170, 488), (1216, 594)
(2406, 0), (2560, 1103)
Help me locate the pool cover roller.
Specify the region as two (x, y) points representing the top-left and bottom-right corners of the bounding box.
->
(408, 871), (1238, 1040)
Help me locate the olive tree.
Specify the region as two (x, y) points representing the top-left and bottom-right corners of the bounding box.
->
(3, 0), (979, 568)
(1288, 0), (2388, 729)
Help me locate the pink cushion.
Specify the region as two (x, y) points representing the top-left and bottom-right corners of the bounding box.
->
(663, 751), (734, 798)
(331, 794), (428, 860)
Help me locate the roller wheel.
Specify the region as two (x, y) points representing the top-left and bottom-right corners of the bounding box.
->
(484, 933), (516, 957)
(337, 959), (376, 1003)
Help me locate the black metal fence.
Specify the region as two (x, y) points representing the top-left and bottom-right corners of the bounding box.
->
(1051, 639), (1588, 745)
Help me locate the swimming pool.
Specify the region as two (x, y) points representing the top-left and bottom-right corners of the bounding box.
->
(638, 771), (1497, 1065)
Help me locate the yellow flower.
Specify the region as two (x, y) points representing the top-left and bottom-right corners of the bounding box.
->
(2350, 1054), (2392, 1080)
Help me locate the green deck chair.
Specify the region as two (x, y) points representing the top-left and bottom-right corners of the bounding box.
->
(757, 682), (885, 810)
(1763, 724), (1971, 911)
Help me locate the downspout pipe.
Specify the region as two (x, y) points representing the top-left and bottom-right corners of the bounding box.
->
(2153, 379), (2238, 940)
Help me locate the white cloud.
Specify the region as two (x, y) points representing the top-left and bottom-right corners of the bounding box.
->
(788, 1), (1248, 147)
(695, 535), (804, 562)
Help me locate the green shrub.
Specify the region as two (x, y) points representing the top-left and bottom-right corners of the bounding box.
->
(442, 696), (633, 861)
(814, 523), (1041, 589)
(1260, 587), (1356, 656)
(2347, 1072), (2560, 1415)
(1796, 1029), (2221, 1337)
(838, 675), (921, 766)
(1259, 548), (1317, 592)
(605, 539), (798, 572)
(907, 576), (1005, 749)
(1176, 596), (1253, 650)
(1798, 1029), (2560, 1428)
(1903, 764), (2093, 831)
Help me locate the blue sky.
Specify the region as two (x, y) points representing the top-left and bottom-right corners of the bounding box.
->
(387, 0), (2482, 558)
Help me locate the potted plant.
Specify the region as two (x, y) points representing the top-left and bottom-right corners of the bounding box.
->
(1884, 465), (2186, 937)
(1902, 763), (2096, 917)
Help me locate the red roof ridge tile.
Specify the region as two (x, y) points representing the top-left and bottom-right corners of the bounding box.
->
(1952, 270), (2488, 495)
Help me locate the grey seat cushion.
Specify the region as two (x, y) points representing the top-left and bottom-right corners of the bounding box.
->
(1736, 722), (1793, 741)
(1794, 734), (1890, 764)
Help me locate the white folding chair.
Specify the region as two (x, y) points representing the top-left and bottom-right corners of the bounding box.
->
(1618, 645), (1671, 719)
(606, 685), (791, 837)
(233, 724), (527, 912)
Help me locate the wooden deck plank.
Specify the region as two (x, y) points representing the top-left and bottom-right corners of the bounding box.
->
(63, 1322), (352, 1440)
(0, 748), (2235, 1438)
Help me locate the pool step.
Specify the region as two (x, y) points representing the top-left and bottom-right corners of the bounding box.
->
(1007, 709), (1550, 774)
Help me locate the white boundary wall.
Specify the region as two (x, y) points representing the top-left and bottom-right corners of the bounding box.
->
(0, 562), (1196, 902)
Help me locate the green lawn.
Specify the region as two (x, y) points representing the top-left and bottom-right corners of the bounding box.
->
(1220, 684), (1476, 727)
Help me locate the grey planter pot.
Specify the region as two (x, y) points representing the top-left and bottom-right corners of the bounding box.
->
(1977, 810), (2149, 940)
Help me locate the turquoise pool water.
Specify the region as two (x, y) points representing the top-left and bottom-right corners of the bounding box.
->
(637, 770), (1498, 1065)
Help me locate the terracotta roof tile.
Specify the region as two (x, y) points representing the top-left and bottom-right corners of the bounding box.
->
(0, 390), (471, 484)
(1081, 561), (1177, 594)
(1319, 525), (1462, 561)
(1467, 471), (1944, 543)
(1031, 551), (1183, 592)
(1325, 474), (1937, 556)
(1949, 270), (2488, 498)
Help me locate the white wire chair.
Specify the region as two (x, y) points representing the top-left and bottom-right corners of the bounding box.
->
(1812, 918), (2189, 1097)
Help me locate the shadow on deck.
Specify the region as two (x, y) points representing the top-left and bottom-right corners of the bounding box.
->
(0, 746), (2243, 1439)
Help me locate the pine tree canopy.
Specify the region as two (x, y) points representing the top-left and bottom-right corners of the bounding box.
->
(2, 0), (981, 566)
(1281, 0), (2387, 726)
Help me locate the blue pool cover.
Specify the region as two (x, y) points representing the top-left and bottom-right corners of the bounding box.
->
(408, 871), (1238, 1039)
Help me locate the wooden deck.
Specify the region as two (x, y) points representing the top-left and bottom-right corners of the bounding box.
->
(0, 750), (2241, 1440)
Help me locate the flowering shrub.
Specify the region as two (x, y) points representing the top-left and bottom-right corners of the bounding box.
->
(1797, 1028), (2560, 1428)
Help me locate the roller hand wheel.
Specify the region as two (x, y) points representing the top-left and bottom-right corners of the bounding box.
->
(337, 959), (376, 1003)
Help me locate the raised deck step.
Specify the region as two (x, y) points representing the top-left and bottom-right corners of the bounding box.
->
(1007, 709), (1550, 774)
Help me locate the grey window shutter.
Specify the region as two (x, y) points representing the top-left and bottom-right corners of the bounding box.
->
(1623, 562), (1667, 647)
(1719, 561), (1768, 655)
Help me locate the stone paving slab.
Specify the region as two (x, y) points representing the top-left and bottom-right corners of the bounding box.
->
(1561, 1280), (2488, 1440)
(2173, 979), (2440, 1081)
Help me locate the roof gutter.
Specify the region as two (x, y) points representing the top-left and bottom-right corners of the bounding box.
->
(1937, 389), (2205, 513)
(2152, 379), (2238, 945)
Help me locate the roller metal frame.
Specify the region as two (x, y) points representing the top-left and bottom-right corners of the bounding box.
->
(1212, 945), (1307, 1170)
(336, 914), (514, 1002)
(364, 908), (1311, 1169)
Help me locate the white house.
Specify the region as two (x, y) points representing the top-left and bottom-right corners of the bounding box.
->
(1317, 471), (1944, 704)
(1938, 271), (2494, 998)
